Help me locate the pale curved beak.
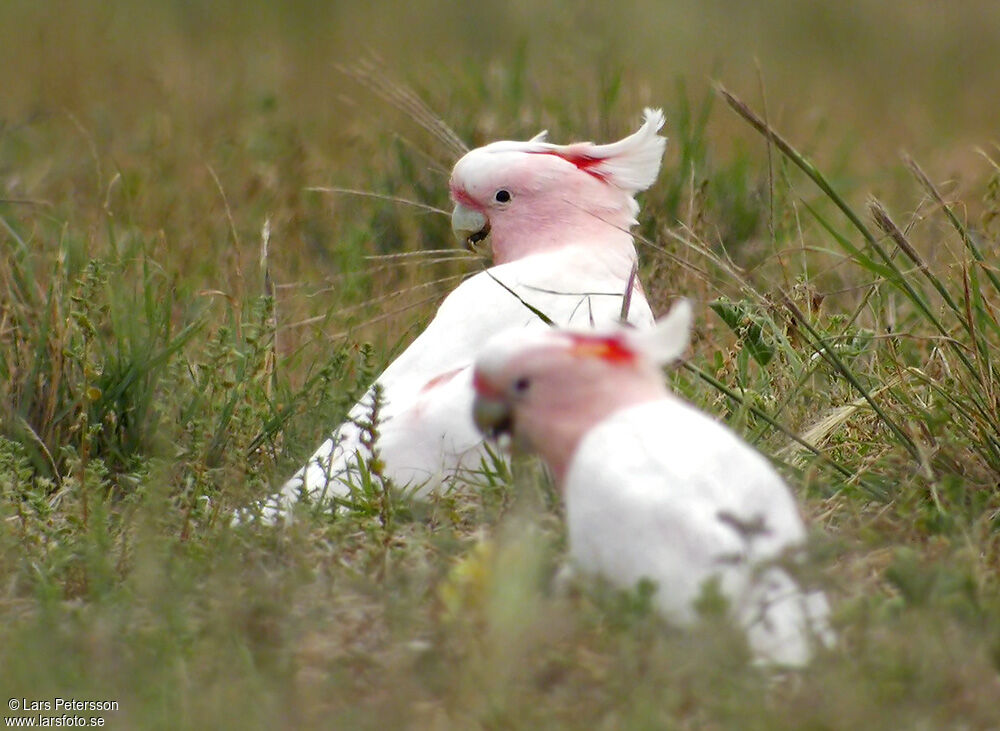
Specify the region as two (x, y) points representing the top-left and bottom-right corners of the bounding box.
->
(472, 393), (512, 438)
(451, 203), (491, 254)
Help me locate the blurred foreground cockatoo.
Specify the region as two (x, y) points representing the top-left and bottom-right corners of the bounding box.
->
(471, 300), (834, 666)
(245, 109), (667, 523)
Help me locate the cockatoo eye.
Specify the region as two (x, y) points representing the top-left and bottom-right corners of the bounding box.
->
(494, 189), (512, 204)
(512, 376), (531, 395)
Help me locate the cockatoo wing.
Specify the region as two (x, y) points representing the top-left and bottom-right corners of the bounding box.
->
(381, 244), (652, 387)
(565, 397), (831, 666)
(256, 244), (652, 523)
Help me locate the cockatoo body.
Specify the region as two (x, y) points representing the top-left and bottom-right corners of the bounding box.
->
(248, 110), (667, 523)
(471, 302), (834, 666)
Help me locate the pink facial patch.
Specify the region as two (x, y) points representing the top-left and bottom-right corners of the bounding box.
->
(472, 370), (502, 398)
(449, 183), (480, 209)
(568, 334), (635, 364)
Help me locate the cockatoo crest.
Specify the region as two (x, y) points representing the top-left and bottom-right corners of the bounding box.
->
(472, 299), (690, 484)
(479, 108), (666, 193)
(476, 298), (692, 377)
(449, 109), (667, 263)
(619, 297), (692, 365)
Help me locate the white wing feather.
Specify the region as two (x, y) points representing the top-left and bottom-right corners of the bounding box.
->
(250, 244), (653, 524)
(565, 397), (833, 666)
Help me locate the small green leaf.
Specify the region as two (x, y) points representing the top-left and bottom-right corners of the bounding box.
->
(709, 297), (776, 366)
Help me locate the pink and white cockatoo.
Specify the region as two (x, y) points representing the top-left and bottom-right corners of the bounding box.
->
(470, 300), (834, 666)
(249, 109), (666, 524)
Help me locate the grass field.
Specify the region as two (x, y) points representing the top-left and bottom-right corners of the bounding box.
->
(3, 1), (1000, 728)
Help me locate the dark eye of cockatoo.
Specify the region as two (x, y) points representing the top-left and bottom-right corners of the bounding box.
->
(494, 189), (512, 203)
(511, 376), (531, 395)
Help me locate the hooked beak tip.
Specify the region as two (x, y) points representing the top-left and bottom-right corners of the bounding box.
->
(451, 203), (490, 253)
(465, 222), (491, 252)
(472, 395), (512, 438)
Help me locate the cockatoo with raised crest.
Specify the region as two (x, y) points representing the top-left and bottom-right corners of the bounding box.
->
(245, 109), (666, 524)
(471, 300), (834, 666)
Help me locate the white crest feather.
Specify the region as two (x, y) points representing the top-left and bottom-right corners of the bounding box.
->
(471, 108), (667, 193)
(626, 298), (692, 365)
(564, 107), (667, 193)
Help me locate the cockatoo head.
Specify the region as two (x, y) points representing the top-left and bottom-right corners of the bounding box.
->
(449, 109), (666, 265)
(472, 299), (692, 483)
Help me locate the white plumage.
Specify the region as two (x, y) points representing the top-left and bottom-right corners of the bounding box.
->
(471, 301), (834, 666)
(566, 398), (832, 666)
(244, 110), (667, 523)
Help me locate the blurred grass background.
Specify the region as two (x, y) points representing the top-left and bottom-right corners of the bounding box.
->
(6, 0), (1000, 151)
(3, 1), (1000, 728)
